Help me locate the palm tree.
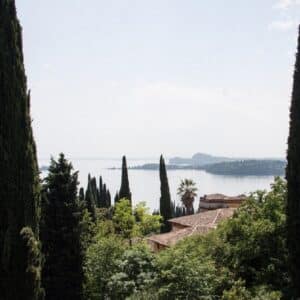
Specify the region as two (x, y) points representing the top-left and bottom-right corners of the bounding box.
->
(177, 179), (198, 215)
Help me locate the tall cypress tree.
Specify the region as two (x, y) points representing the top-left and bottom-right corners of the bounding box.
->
(40, 154), (83, 300)
(0, 1), (43, 299)
(85, 176), (96, 221)
(287, 25), (300, 298)
(118, 155), (132, 204)
(159, 155), (172, 232)
(114, 191), (120, 205)
(106, 190), (111, 208)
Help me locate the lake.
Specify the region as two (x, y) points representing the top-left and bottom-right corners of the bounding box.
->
(39, 158), (277, 212)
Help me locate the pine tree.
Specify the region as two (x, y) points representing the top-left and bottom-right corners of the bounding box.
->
(119, 156), (132, 204)
(286, 25), (300, 298)
(40, 154), (83, 300)
(159, 155), (172, 232)
(0, 1), (43, 299)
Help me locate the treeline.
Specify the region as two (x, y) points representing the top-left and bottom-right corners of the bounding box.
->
(130, 159), (286, 176)
(202, 159), (286, 176)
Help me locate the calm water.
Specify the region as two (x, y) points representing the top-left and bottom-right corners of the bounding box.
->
(39, 158), (277, 212)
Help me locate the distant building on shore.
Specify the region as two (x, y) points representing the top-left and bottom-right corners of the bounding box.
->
(198, 193), (246, 212)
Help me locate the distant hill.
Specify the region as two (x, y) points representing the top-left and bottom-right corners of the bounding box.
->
(169, 153), (233, 166)
(129, 159), (286, 176)
(202, 160), (286, 176)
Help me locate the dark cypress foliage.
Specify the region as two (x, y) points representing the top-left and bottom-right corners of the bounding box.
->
(119, 156), (132, 204)
(0, 1), (43, 299)
(85, 177), (97, 221)
(114, 191), (120, 205)
(40, 154), (83, 300)
(286, 25), (300, 298)
(90, 176), (98, 205)
(98, 176), (103, 207)
(106, 190), (111, 207)
(79, 187), (85, 202)
(159, 155), (173, 232)
(102, 183), (107, 207)
(99, 177), (107, 208)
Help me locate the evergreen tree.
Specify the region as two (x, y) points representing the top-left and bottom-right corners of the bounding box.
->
(118, 156), (132, 204)
(102, 184), (107, 207)
(85, 177), (97, 222)
(106, 190), (112, 207)
(286, 25), (300, 298)
(98, 176), (103, 207)
(40, 154), (83, 300)
(90, 176), (98, 205)
(159, 155), (172, 232)
(0, 1), (43, 299)
(114, 191), (120, 205)
(79, 187), (85, 202)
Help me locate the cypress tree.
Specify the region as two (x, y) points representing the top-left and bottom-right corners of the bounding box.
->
(79, 187), (85, 202)
(98, 176), (103, 207)
(90, 176), (98, 205)
(85, 177), (96, 222)
(0, 1), (43, 299)
(114, 191), (120, 205)
(159, 155), (172, 232)
(286, 25), (300, 298)
(40, 154), (83, 300)
(106, 190), (111, 208)
(119, 155), (132, 204)
(102, 183), (107, 207)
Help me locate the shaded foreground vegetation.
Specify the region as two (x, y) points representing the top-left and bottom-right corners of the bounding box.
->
(82, 177), (290, 299)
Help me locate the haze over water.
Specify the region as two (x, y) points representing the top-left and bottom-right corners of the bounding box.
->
(40, 158), (276, 211)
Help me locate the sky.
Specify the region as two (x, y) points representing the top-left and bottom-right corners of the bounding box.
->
(15, 0), (300, 159)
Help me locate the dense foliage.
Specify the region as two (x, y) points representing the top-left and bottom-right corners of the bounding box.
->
(286, 25), (300, 298)
(0, 1), (43, 299)
(84, 201), (161, 299)
(159, 155), (172, 232)
(41, 154), (83, 300)
(83, 178), (290, 299)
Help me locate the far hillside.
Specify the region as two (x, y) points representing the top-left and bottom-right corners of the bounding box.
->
(202, 160), (286, 176)
(169, 153), (233, 166)
(130, 159), (286, 176)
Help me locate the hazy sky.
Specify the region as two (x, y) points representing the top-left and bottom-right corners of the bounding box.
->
(16, 0), (300, 159)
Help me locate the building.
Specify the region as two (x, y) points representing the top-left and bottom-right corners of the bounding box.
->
(198, 193), (246, 212)
(147, 208), (235, 252)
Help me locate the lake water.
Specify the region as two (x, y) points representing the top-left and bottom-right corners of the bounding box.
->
(39, 158), (277, 212)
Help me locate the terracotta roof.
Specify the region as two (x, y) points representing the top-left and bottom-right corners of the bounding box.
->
(148, 208), (235, 247)
(202, 194), (247, 202)
(204, 193), (227, 200)
(168, 208), (235, 227)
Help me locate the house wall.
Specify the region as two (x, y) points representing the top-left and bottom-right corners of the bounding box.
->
(170, 222), (188, 232)
(198, 198), (245, 212)
(147, 240), (167, 252)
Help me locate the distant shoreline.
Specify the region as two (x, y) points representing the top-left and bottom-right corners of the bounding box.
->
(115, 159), (286, 176)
